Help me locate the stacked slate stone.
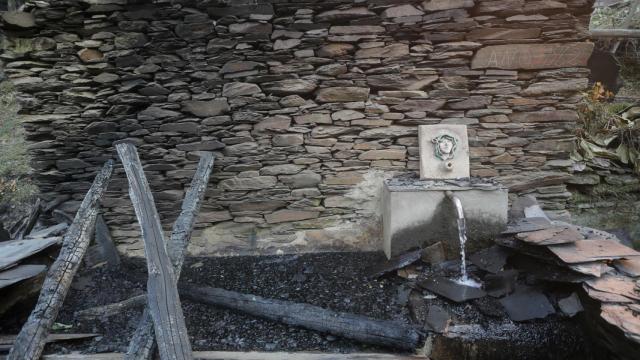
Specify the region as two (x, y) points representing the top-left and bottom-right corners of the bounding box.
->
(2, 0), (595, 256)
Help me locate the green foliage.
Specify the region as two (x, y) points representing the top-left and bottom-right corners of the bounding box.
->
(0, 82), (37, 204)
(574, 83), (640, 174)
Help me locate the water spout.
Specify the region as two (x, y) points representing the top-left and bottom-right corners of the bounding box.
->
(445, 191), (481, 288)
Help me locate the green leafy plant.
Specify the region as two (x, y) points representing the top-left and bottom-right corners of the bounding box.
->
(574, 82), (640, 174)
(0, 81), (37, 204)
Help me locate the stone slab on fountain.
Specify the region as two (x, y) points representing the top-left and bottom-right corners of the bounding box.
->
(382, 176), (508, 259)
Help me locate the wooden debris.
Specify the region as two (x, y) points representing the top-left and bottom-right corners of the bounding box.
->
(75, 294), (146, 320)
(0, 265), (46, 290)
(547, 239), (640, 264)
(116, 142), (193, 360)
(7, 161), (113, 360)
(180, 284), (422, 351)
(94, 215), (120, 270)
(613, 258), (640, 277)
(516, 226), (584, 245)
(0, 272), (46, 317)
(0, 237), (60, 271)
(38, 352), (427, 360)
(0, 333), (99, 352)
(418, 276), (486, 303)
(12, 199), (42, 240)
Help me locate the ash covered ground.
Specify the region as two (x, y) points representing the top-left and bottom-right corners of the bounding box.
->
(0, 252), (594, 358)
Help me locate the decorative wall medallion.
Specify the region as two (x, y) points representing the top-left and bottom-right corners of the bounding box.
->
(418, 125), (470, 180)
(432, 133), (458, 161)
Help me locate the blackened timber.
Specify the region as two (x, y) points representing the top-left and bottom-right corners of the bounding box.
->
(95, 214), (120, 269)
(7, 161), (113, 360)
(180, 284), (422, 351)
(125, 152), (215, 360)
(115, 142), (193, 360)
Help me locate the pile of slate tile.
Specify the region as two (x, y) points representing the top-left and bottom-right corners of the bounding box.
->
(367, 195), (640, 359)
(0, 224), (66, 316)
(498, 210), (640, 347)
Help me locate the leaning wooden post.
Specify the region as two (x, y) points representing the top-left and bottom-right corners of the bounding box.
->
(125, 152), (215, 359)
(115, 142), (193, 360)
(8, 161), (114, 360)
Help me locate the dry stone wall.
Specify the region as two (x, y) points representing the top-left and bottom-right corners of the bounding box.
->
(2, 0), (595, 256)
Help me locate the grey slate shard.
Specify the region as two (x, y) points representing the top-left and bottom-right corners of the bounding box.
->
(0, 237), (60, 271)
(558, 292), (584, 317)
(425, 305), (450, 333)
(367, 248), (422, 278)
(502, 217), (552, 234)
(499, 287), (555, 321)
(418, 276), (486, 303)
(0, 264), (46, 290)
(468, 245), (510, 273)
(484, 270), (518, 298)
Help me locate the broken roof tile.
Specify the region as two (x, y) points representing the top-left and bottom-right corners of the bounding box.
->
(499, 287), (555, 321)
(583, 284), (634, 303)
(547, 239), (640, 264)
(613, 258), (640, 278)
(600, 304), (640, 343)
(585, 274), (640, 301)
(516, 226), (584, 246)
(0, 237), (61, 271)
(558, 292), (583, 317)
(0, 264), (46, 290)
(418, 276), (486, 303)
(502, 217), (552, 234)
(367, 248), (422, 278)
(469, 246), (510, 274)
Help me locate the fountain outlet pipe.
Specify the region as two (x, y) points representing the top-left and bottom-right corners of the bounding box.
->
(445, 191), (480, 287)
(443, 161), (454, 172)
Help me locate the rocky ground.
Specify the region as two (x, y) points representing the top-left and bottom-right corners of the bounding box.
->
(0, 251), (594, 358)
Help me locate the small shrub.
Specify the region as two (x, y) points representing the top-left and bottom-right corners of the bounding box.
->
(0, 81), (37, 204)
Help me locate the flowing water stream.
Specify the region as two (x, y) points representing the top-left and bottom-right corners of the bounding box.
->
(447, 192), (482, 288)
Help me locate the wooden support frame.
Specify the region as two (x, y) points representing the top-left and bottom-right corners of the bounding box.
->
(125, 152), (214, 360)
(125, 152), (215, 360)
(116, 142), (194, 360)
(7, 161), (114, 360)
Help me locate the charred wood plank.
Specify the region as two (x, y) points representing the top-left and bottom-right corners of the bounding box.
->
(7, 161), (113, 360)
(180, 285), (422, 351)
(95, 215), (120, 269)
(75, 294), (146, 320)
(126, 152), (215, 360)
(115, 142), (193, 360)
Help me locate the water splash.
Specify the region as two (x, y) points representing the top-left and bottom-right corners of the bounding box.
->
(447, 192), (481, 288)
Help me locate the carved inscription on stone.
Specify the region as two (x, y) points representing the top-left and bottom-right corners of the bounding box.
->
(471, 43), (594, 70)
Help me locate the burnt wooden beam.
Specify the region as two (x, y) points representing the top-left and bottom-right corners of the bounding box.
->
(126, 152), (215, 360)
(180, 285), (422, 351)
(7, 161), (114, 360)
(115, 142), (193, 360)
(95, 214), (120, 269)
(75, 294), (146, 320)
